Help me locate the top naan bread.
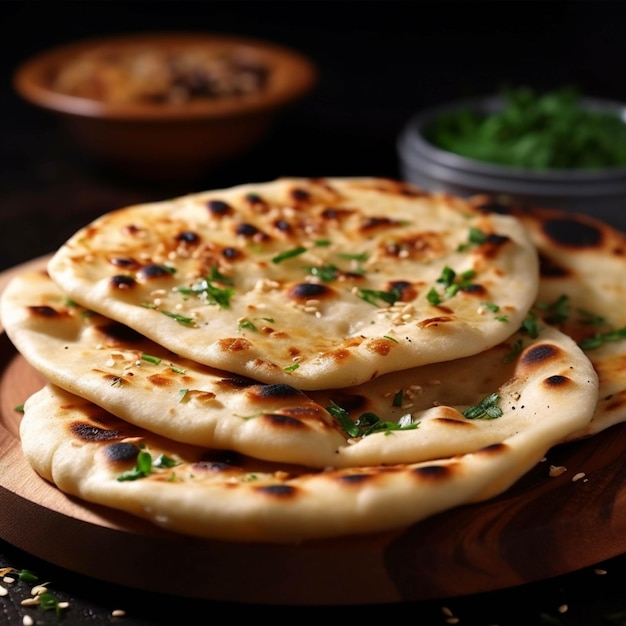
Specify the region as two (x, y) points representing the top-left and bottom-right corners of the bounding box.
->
(47, 178), (539, 390)
(472, 198), (626, 440)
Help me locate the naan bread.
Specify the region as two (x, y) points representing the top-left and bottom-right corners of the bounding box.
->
(19, 379), (598, 543)
(1, 269), (598, 468)
(46, 177), (540, 390)
(472, 198), (626, 439)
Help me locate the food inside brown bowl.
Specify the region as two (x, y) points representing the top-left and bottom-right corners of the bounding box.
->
(13, 33), (317, 180)
(52, 44), (271, 105)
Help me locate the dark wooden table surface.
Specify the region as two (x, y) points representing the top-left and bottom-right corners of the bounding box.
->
(3, 2), (626, 624)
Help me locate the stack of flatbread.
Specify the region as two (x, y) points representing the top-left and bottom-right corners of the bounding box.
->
(2, 176), (623, 544)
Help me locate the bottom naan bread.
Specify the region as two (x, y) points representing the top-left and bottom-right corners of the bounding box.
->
(20, 370), (597, 543)
(472, 198), (626, 440)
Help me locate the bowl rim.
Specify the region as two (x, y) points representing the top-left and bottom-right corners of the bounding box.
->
(399, 93), (626, 182)
(13, 31), (318, 122)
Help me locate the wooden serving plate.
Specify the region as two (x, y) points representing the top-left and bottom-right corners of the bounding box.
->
(2, 257), (626, 605)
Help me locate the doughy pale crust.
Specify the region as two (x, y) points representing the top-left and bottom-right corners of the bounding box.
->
(19, 372), (597, 543)
(471, 198), (626, 440)
(1, 269), (596, 468)
(46, 178), (540, 390)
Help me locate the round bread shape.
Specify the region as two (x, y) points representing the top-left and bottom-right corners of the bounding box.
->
(46, 177), (540, 390)
(0, 269), (596, 469)
(20, 368), (597, 543)
(471, 198), (626, 440)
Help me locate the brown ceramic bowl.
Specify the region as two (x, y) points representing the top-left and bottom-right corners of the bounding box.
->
(13, 32), (317, 180)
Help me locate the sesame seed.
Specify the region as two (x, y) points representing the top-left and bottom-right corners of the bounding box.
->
(2, 575), (14, 583)
(20, 597), (39, 607)
(572, 472), (586, 482)
(549, 465), (567, 477)
(594, 568), (608, 575)
(31, 584), (47, 595)
(112, 609), (126, 617)
(558, 604), (568, 613)
(0, 584), (7, 596)
(22, 616), (34, 626)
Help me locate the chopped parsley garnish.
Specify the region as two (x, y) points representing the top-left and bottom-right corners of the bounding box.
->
(304, 264), (340, 282)
(207, 265), (234, 286)
(463, 393), (503, 420)
(238, 319), (258, 331)
(357, 287), (401, 307)
(327, 401), (419, 438)
(272, 246), (307, 263)
(426, 85), (626, 170)
(504, 338), (524, 363)
(160, 310), (197, 326)
(458, 227), (488, 251)
(174, 277), (234, 308)
(338, 251), (369, 262)
(117, 448), (180, 482)
(141, 353), (162, 365)
(284, 362), (300, 372)
(535, 294), (570, 324)
(142, 302), (197, 326)
(579, 326), (626, 350)
(520, 311), (542, 338)
(428, 266), (476, 303)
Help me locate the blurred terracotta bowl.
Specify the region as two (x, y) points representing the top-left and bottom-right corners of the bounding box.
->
(13, 32), (317, 180)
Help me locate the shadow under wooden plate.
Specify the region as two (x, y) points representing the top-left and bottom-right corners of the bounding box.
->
(1, 257), (626, 605)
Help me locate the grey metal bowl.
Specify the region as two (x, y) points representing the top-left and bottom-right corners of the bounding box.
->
(397, 95), (626, 227)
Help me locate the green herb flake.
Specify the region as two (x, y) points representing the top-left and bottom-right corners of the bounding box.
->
(272, 246), (307, 263)
(504, 338), (524, 363)
(160, 310), (197, 326)
(463, 393), (503, 420)
(284, 362), (300, 372)
(18, 569), (39, 583)
(116, 448), (153, 482)
(141, 353), (162, 365)
(427, 287), (442, 306)
(338, 251), (369, 262)
(357, 287), (401, 307)
(304, 264), (339, 282)
(327, 401), (419, 438)
(238, 319), (258, 332)
(521, 311), (542, 338)
(458, 227), (488, 251)
(39, 591), (64, 615)
(174, 277), (234, 308)
(579, 326), (626, 351)
(536, 295), (570, 324)
(576, 308), (606, 326)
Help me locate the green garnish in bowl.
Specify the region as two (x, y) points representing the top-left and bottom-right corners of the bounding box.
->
(425, 86), (626, 170)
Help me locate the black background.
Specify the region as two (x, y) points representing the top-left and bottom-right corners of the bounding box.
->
(3, 1), (626, 271)
(3, 2), (626, 625)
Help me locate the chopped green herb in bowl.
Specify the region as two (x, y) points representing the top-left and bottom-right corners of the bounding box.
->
(425, 86), (626, 170)
(397, 85), (626, 220)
